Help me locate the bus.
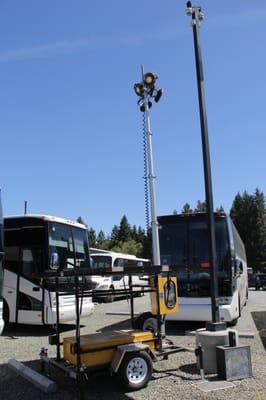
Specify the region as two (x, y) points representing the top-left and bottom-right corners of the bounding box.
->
(158, 212), (248, 325)
(0, 191), (4, 334)
(2, 215), (94, 326)
(90, 251), (150, 302)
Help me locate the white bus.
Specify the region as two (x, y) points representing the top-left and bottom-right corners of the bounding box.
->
(2, 215), (94, 326)
(0, 191), (4, 334)
(158, 213), (248, 325)
(90, 251), (150, 302)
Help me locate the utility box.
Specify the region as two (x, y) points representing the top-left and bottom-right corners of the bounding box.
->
(216, 345), (252, 381)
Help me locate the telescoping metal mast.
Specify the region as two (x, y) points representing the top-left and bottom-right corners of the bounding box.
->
(133, 65), (163, 266)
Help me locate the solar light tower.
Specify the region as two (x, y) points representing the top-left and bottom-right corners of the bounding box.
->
(134, 67), (167, 339)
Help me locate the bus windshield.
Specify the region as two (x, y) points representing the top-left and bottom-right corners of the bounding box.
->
(159, 218), (231, 297)
(49, 222), (90, 270)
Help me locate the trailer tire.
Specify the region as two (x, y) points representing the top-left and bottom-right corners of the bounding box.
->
(116, 350), (153, 391)
(103, 286), (115, 303)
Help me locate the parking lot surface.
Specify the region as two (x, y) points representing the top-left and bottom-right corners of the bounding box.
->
(0, 289), (265, 400)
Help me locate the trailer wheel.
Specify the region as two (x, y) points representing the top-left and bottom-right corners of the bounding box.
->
(103, 287), (115, 303)
(116, 351), (153, 391)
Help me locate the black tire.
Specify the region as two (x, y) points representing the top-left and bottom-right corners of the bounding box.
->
(244, 288), (248, 306)
(3, 300), (9, 325)
(103, 287), (115, 303)
(133, 312), (153, 330)
(227, 318), (238, 327)
(227, 296), (241, 327)
(116, 351), (153, 391)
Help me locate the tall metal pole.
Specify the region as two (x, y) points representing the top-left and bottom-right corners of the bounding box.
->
(141, 65), (161, 266)
(186, 2), (221, 325)
(24, 201), (28, 215)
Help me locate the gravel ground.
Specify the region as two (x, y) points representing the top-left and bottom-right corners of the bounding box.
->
(0, 289), (265, 400)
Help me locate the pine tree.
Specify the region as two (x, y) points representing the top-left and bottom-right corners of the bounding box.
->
(88, 227), (96, 247)
(230, 189), (266, 270)
(110, 225), (119, 246)
(96, 230), (106, 246)
(182, 203), (193, 214)
(117, 215), (132, 243)
(194, 200), (207, 212)
(77, 216), (87, 226)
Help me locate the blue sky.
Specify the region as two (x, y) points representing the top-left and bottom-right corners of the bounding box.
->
(0, 1), (265, 234)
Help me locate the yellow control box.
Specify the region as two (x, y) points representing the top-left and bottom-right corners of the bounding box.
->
(63, 329), (155, 368)
(150, 276), (179, 315)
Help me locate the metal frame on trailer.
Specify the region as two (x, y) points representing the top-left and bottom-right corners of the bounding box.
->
(39, 265), (193, 391)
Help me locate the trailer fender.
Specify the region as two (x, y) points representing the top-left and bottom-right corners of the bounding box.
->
(110, 343), (155, 375)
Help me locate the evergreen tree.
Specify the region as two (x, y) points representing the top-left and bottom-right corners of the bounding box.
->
(230, 189), (266, 270)
(77, 216), (87, 226)
(112, 240), (143, 257)
(137, 226), (146, 244)
(117, 215), (132, 243)
(142, 227), (152, 260)
(110, 225), (119, 246)
(88, 227), (96, 247)
(96, 230), (106, 246)
(194, 200), (207, 212)
(131, 225), (138, 242)
(182, 203), (193, 214)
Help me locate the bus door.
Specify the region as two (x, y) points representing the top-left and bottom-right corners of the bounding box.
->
(17, 226), (47, 324)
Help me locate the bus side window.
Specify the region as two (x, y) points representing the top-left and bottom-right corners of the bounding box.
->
(114, 258), (124, 268)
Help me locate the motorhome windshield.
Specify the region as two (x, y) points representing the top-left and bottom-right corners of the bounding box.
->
(49, 222), (90, 270)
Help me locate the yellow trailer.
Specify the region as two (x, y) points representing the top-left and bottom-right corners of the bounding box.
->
(40, 269), (188, 392)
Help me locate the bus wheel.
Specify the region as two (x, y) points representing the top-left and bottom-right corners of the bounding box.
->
(227, 296), (241, 327)
(104, 287), (115, 303)
(3, 300), (10, 328)
(244, 288), (248, 305)
(116, 350), (153, 391)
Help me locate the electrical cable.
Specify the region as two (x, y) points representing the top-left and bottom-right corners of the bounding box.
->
(142, 111), (150, 232)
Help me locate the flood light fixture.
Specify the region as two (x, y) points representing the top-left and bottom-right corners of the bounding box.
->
(134, 83), (144, 97)
(144, 72), (157, 87)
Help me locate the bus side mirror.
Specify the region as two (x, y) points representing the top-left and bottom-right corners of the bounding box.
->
(50, 252), (60, 270)
(235, 259), (243, 275)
